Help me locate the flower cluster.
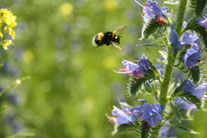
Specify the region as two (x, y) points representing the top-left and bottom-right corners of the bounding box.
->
(170, 23), (202, 68)
(174, 97), (196, 111)
(0, 8), (17, 50)
(105, 0), (207, 137)
(135, 0), (168, 25)
(175, 79), (207, 99)
(198, 16), (207, 29)
(116, 54), (157, 79)
(106, 100), (163, 127)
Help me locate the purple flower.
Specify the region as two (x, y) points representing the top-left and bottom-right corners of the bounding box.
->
(130, 101), (164, 127)
(180, 32), (199, 46)
(169, 23), (182, 54)
(198, 16), (207, 28)
(183, 44), (201, 68)
(159, 121), (177, 137)
(138, 99), (147, 104)
(107, 100), (164, 127)
(116, 55), (155, 79)
(117, 60), (145, 79)
(179, 79), (206, 99)
(174, 97), (196, 110)
(159, 124), (170, 137)
(107, 102), (138, 125)
(198, 83), (207, 92)
(141, 103), (163, 126)
(145, 0), (164, 16)
(131, 106), (143, 117)
(122, 60), (139, 71)
(138, 54), (153, 72)
(178, 27), (202, 68)
(111, 106), (133, 125)
(169, 23), (201, 59)
(183, 21), (188, 29)
(135, 0), (168, 24)
(143, 0), (163, 22)
(129, 100), (147, 117)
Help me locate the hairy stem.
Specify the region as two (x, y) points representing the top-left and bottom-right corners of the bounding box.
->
(175, 0), (188, 36)
(159, 48), (175, 105)
(153, 0), (187, 137)
(160, 0), (187, 108)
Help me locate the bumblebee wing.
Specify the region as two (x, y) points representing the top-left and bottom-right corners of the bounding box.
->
(114, 24), (127, 34)
(112, 42), (124, 51)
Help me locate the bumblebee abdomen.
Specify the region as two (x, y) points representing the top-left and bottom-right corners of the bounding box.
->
(92, 32), (104, 47)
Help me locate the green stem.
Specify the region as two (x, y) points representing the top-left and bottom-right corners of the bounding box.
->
(141, 122), (150, 138)
(0, 44), (15, 68)
(0, 76), (31, 97)
(160, 0), (187, 108)
(152, 0), (187, 137)
(159, 48), (175, 105)
(175, 0), (188, 36)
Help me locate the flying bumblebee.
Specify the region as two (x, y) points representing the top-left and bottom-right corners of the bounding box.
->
(92, 25), (126, 51)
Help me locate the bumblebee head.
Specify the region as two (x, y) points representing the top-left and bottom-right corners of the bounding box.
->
(114, 35), (120, 44)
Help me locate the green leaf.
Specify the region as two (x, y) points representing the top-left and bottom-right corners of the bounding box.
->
(184, 94), (203, 109)
(112, 124), (136, 135)
(148, 124), (162, 138)
(141, 121), (150, 138)
(174, 124), (200, 134)
(185, 18), (207, 48)
(127, 77), (146, 96)
(189, 0), (207, 16)
(118, 124), (135, 132)
(141, 19), (163, 39)
(170, 100), (181, 123)
(173, 86), (183, 97)
(188, 66), (201, 84)
(144, 81), (153, 93)
(126, 59), (159, 96)
(194, 26), (207, 49)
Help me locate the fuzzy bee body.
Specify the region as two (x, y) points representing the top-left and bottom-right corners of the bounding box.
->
(92, 25), (126, 51)
(92, 32), (120, 47)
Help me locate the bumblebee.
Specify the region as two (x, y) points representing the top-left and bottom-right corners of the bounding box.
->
(92, 25), (126, 51)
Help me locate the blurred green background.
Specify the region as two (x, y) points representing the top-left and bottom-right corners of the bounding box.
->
(0, 0), (207, 138)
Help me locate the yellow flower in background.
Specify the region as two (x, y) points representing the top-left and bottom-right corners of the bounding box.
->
(59, 3), (73, 22)
(1, 40), (12, 50)
(0, 32), (3, 38)
(0, 9), (17, 50)
(9, 28), (15, 39)
(0, 9), (17, 29)
(104, 0), (118, 11)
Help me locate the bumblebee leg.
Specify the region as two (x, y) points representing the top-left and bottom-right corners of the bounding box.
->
(112, 42), (124, 51)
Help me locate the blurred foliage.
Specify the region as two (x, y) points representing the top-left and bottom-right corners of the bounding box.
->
(0, 0), (206, 138)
